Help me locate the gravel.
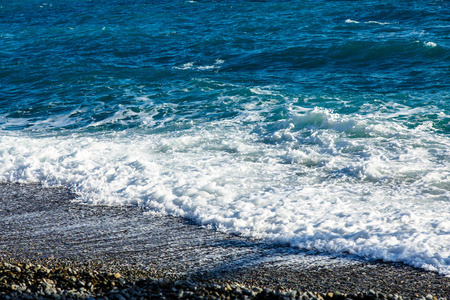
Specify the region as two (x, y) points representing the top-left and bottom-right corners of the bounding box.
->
(1, 260), (446, 300)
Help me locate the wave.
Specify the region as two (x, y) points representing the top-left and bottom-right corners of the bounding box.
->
(223, 39), (448, 73)
(1, 106), (449, 275)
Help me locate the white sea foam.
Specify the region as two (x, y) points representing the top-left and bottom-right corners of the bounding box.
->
(174, 62), (195, 70)
(173, 59), (224, 71)
(366, 21), (391, 25)
(0, 106), (449, 275)
(424, 41), (437, 48)
(250, 87), (275, 95)
(345, 20), (392, 26)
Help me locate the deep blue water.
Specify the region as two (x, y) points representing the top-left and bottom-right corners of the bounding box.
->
(1, 0), (449, 274)
(2, 0), (449, 132)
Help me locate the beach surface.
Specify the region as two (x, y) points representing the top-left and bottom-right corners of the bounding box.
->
(0, 183), (449, 299)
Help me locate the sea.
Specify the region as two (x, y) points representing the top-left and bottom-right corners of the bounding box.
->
(1, 0), (449, 275)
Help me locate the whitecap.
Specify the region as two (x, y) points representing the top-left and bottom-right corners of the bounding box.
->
(250, 87), (274, 95)
(173, 62), (195, 70)
(424, 41), (437, 48)
(173, 59), (224, 71)
(366, 21), (391, 25)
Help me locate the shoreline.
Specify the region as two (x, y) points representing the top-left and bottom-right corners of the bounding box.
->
(0, 183), (449, 299)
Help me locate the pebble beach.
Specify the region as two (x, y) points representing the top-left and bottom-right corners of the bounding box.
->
(0, 183), (449, 299)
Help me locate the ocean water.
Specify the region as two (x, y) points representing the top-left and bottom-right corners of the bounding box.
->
(1, 0), (449, 275)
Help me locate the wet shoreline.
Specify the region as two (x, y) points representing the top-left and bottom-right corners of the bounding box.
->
(0, 183), (449, 299)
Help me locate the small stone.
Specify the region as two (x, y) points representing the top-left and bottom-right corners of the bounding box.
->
(114, 272), (121, 279)
(234, 287), (242, 296)
(4, 262), (12, 268)
(43, 278), (55, 286)
(66, 290), (76, 298)
(301, 292), (311, 300)
(115, 294), (126, 300)
(243, 288), (252, 295)
(224, 283), (232, 292)
(264, 288), (275, 295)
(44, 287), (57, 296)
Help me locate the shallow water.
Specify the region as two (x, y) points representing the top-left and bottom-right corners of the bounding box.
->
(1, 0), (449, 274)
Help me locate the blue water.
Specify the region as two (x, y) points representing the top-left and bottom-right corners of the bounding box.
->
(1, 0), (449, 274)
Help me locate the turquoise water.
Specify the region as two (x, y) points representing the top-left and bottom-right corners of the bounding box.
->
(1, 0), (449, 274)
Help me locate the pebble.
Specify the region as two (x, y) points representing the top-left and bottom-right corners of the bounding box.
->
(0, 260), (447, 300)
